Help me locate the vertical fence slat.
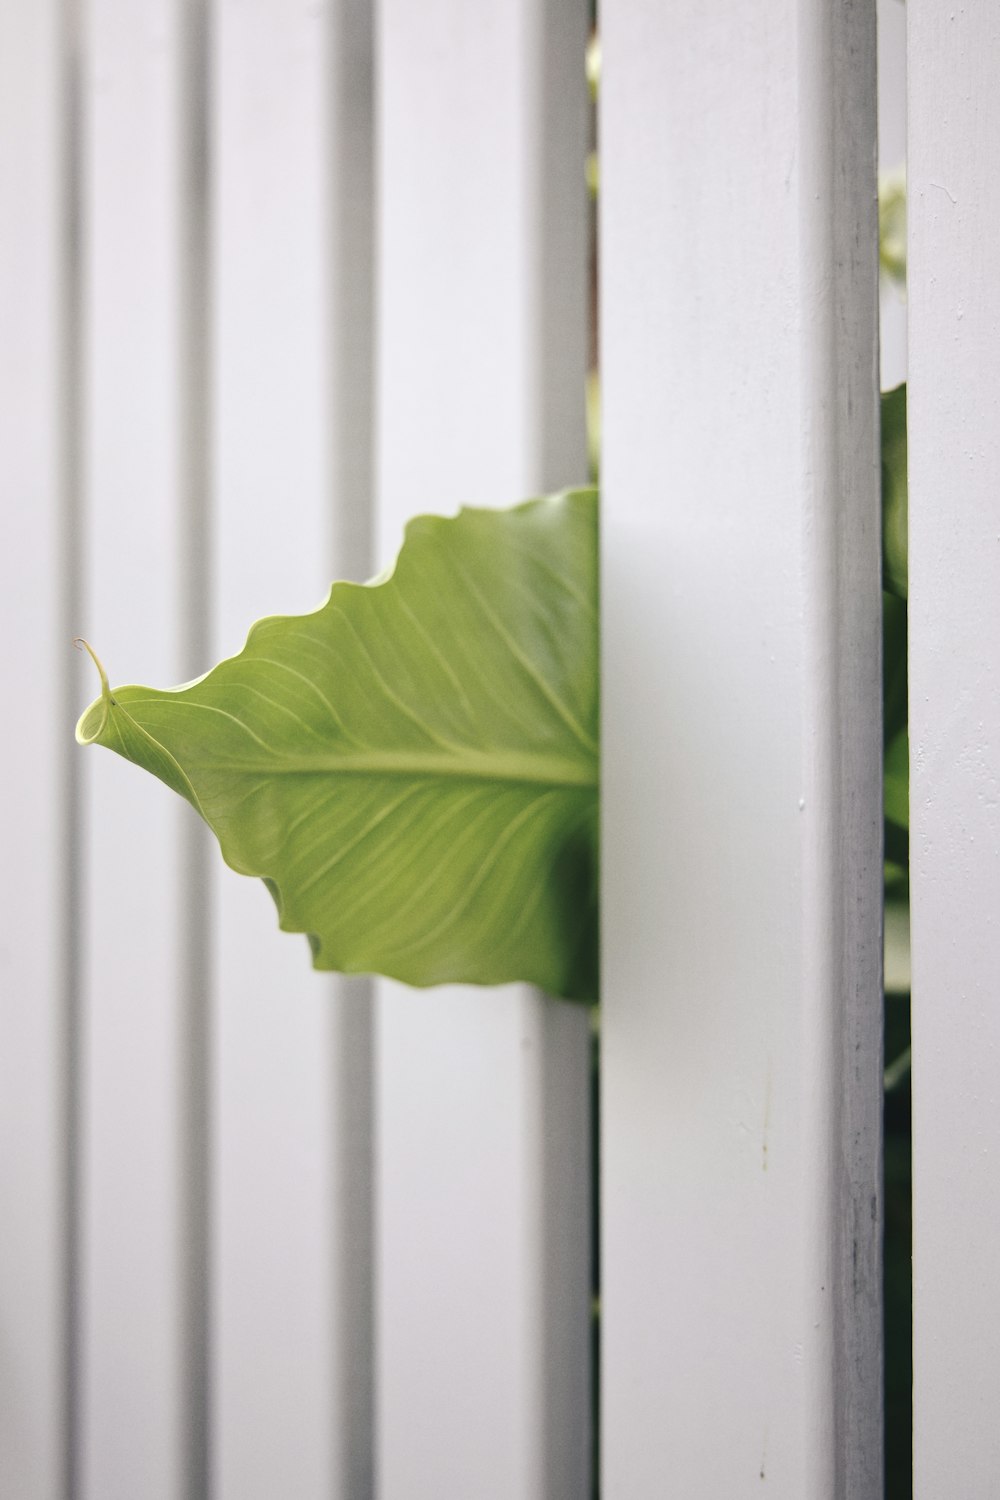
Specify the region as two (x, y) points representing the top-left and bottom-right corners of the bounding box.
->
(375, 1), (591, 1495)
(211, 1), (373, 1495)
(600, 3), (882, 1495)
(78, 4), (193, 1494)
(909, 7), (1000, 1493)
(0, 5), (72, 1497)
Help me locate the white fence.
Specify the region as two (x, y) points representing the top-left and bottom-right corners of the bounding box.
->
(1, 1), (994, 1496)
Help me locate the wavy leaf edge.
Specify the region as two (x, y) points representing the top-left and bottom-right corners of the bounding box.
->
(75, 488), (599, 1002)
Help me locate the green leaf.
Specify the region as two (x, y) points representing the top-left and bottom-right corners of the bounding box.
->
(883, 590), (907, 753)
(882, 383), (907, 600)
(881, 384), (910, 1016)
(77, 490), (599, 1003)
(884, 722), (910, 854)
(881, 385), (909, 861)
(878, 166), (907, 291)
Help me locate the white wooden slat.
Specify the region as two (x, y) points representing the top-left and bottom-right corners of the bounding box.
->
(78, 4), (197, 1494)
(600, 4), (883, 1496)
(909, 7), (1000, 1492)
(211, 2), (373, 1495)
(375, 2), (591, 1495)
(0, 5), (73, 1497)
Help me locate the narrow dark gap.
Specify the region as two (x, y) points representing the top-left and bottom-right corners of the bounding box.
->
(877, 0), (910, 1477)
(881, 413), (910, 1494)
(882, 509), (911, 1500)
(589, 1014), (601, 1500)
(883, 988), (912, 1500)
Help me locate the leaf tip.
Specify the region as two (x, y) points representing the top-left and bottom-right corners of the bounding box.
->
(74, 638), (113, 745)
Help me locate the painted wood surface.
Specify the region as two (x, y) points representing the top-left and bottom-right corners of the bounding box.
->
(909, 5), (1000, 1493)
(600, 2), (883, 1494)
(374, 1), (592, 1495)
(0, 3), (922, 1495)
(0, 5), (74, 1496)
(211, 1), (373, 1495)
(78, 3), (198, 1495)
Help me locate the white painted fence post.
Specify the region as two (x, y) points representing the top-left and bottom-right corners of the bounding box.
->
(211, 2), (374, 1495)
(375, 2), (592, 1495)
(0, 6), (75, 1497)
(600, 3), (883, 1495)
(909, 6), (1000, 1493)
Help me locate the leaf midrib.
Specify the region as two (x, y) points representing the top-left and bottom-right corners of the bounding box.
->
(189, 746), (597, 790)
